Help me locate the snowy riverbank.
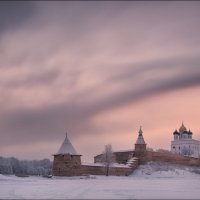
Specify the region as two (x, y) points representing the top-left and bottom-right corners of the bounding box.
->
(1, 162), (200, 199)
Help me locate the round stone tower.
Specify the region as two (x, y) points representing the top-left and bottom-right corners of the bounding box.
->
(52, 132), (82, 176)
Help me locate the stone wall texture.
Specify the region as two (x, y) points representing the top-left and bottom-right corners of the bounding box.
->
(53, 149), (200, 176)
(81, 165), (134, 176)
(94, 151), (134, 164)
(81, 158), (138, 176)
(53, 154), (139, 176)
(146, 151), (200, 166)
(53, 154), (82, 176)
(114, 151), (134, 164)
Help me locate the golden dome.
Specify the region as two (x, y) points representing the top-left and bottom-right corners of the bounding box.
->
(179, 122), (187, 132)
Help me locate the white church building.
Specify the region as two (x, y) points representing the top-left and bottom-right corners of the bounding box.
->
(171, 123), (200, 158)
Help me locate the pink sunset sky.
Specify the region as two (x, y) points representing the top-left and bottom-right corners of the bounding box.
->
(0, 1), (200, 162)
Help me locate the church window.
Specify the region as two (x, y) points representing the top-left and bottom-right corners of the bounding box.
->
(179, 146), (180, 150)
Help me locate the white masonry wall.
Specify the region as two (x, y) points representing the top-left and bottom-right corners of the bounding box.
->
(171, 139), (200, 158)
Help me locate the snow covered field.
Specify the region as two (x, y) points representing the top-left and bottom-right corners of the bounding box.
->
(1, 162), (200, 199)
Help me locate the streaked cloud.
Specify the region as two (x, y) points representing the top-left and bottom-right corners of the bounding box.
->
(0, 1), (200, 162)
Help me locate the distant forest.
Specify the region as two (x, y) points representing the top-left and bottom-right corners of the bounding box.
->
(0, 156), (52, 176)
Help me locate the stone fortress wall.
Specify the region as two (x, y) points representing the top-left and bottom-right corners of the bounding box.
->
(53, 125), (200, 177)
(53, 150), (200, 177)
(81, 162), (138, 176)
(94, 150), (134, 164)
(53, 153), (138, 176)
(146, 151), (200, 166)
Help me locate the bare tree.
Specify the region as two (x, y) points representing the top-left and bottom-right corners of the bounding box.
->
(0, 156), (52, 176)
(102, 144), (115, 176)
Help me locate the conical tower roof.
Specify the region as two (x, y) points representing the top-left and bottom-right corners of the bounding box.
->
(135, 126), (146, 144)
(56, 132), (78, 155)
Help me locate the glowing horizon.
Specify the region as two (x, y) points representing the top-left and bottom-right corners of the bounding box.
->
(0, 1), (200, 162)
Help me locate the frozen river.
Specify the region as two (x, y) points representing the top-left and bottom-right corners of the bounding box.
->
(1, 163), (200, 199)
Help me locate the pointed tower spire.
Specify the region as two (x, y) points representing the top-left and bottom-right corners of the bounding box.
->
(56, 132), (78, 155)
(139, 126), (143, 135)
(136, 126), (146, 144)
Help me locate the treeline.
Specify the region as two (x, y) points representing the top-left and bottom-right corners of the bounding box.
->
(0, 156), (52, 176)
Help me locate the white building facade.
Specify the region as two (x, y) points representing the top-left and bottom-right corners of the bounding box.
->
(171, 123), (200, 158)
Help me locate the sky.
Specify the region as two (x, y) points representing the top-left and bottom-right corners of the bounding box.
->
(0, 1), (200, 162)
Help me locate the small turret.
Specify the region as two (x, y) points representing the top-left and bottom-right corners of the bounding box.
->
(173, 129), (179, 140)
(188, 129), (193, 135)
(173, 129), (179, 135)
(134, 126), (147, 164)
